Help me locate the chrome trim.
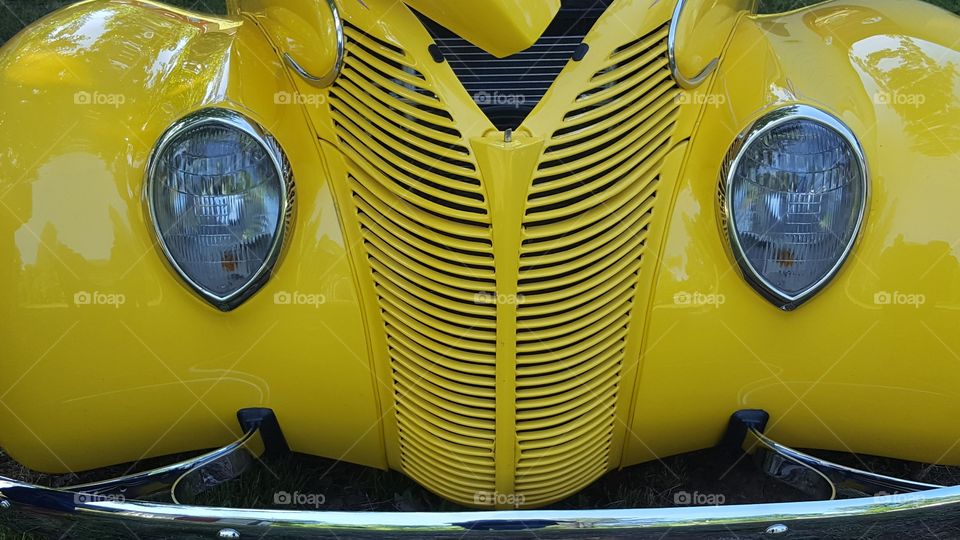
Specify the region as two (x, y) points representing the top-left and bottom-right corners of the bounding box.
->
(145, 108), (295, 312)
(668, 0), (720, 90)
(720, 104), (869, 310)
(1, 426), (956, 538)
(748, 428), (940, 500)
(4, 479), (960, 538)
(67, 427), (263, 504)
(284, 0), (345, 87)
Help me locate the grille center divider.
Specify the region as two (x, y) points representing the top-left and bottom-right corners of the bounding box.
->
(471, 132), (546, 505)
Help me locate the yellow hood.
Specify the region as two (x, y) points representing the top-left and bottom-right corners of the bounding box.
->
(403, 0), (560, 58)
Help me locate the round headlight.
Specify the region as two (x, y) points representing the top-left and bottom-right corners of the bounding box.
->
(721, 105), (867, 310)
(147, 109), (294, 311)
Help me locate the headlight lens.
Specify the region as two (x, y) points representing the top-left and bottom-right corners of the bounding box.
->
(147, 109), (294, 311)
(722, 105), (867, 310)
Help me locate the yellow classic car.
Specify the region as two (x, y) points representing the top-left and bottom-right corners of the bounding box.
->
(2, 0), (960, 537)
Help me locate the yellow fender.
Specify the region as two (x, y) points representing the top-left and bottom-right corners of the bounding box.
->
(0, 0), (386, 473)
(625, 0), (960, 466)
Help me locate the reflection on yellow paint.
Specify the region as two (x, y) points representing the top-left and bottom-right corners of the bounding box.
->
(15, 153), (126, 265)
(627, 0), (960, 470)
(0, 0), (384, 476)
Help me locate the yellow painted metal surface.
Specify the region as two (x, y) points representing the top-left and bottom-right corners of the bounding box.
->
(0, 0), (385, 472)
(472, 131), (544, 505)
(237, 0), (340, 82)
(312, 0), (691, 507)
(402, 0), (560, 58)
(674, 0), (756, 80)
(624, 0), (960, 467)
(1, 0), (959, 510)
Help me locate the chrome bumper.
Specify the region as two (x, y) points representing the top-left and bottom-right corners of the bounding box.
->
(6, 479), (960, 538)
(2, 410), (958, 539)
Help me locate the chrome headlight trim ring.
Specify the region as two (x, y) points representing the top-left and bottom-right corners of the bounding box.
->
(720, 104), (869, 310)
(145, 108), (296, 311)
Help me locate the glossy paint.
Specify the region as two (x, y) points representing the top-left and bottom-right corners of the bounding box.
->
(0, 0), (958, 510)
(402, 0), (560, 58)
(0, 0), (385, 472)
(624, 0), (960, 467)
(234, 0), (341, 85)
(671, 0), (756, 87)
(311, 0), (696, 506)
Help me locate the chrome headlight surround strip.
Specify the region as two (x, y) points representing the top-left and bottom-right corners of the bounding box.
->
(145, 108), (296, 311)
(719, 104), (869, 310)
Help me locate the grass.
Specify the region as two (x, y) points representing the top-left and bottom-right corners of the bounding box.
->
(2, 0), (960, 537)
(759, 0), (960, 12)
(0, 0), (226, 43)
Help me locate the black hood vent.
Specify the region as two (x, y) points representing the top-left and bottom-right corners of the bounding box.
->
(421, 1), (612, 131)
